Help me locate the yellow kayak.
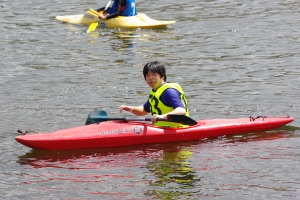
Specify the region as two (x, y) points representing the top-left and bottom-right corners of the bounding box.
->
(56, 9), (176, 29)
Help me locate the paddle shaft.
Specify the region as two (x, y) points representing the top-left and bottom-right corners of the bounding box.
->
(85, 112), (198, 125)
(104, 0), (112, 12)
(96, 0), (111, 23)
(90, 117), (167, 122)
(87, 0), (112, 33)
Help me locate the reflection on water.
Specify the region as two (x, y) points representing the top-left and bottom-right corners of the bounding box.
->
(87, 29), (176, 67)
(110, 31), (139, 66)
(146, 147), (200, 199)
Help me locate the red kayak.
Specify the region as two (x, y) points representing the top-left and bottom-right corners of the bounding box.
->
(15, 115), (294, 150)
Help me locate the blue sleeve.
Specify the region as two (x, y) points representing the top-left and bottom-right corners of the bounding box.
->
(161, 88), (185, 109)
(143, 101), (150, 113)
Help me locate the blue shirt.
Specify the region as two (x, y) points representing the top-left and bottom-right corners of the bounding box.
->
(143, 88), (185, 113)
(108, 0), (136, 19)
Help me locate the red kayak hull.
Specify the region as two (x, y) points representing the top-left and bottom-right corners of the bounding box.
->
(15, 117), (294, 150)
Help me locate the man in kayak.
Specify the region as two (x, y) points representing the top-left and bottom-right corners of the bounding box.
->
(97, 0), (137, 20)
(119, 61), (189, 128)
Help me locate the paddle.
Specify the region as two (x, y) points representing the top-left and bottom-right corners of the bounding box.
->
(87, 0), (112, 33)
(85, 110), (198, 126)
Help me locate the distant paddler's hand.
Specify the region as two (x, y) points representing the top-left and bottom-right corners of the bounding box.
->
(98, 13), (107, 20)
(119, 105), (134, 114)
(151, 114), (167, 124)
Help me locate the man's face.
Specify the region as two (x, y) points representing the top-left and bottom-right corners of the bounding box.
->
(145, 70), (164, 90)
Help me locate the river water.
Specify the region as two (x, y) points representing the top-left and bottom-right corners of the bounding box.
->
(1, 0), (300, 199)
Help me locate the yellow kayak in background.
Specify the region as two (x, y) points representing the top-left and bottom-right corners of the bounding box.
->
(56, 9), (176, 29)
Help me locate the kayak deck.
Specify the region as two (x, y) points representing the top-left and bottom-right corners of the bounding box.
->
(55, 9), (176, 28)
(15, 116), (294, 151)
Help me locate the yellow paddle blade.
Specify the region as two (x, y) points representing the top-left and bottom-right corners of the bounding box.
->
(87, 22), (99, 33)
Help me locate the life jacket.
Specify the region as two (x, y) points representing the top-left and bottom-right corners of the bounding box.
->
(109, 0), (137, 16)
(148, 83), (189, 128)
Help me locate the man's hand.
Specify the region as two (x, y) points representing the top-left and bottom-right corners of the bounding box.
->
(98, 13), (107, 20)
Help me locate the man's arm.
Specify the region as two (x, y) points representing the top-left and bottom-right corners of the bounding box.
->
(106, 0), (125, 19)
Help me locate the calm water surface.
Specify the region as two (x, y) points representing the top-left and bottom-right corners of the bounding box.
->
(1, 0), (300, 199)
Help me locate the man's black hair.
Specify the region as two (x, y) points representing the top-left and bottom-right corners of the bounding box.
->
(143, 61), (167, 82)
